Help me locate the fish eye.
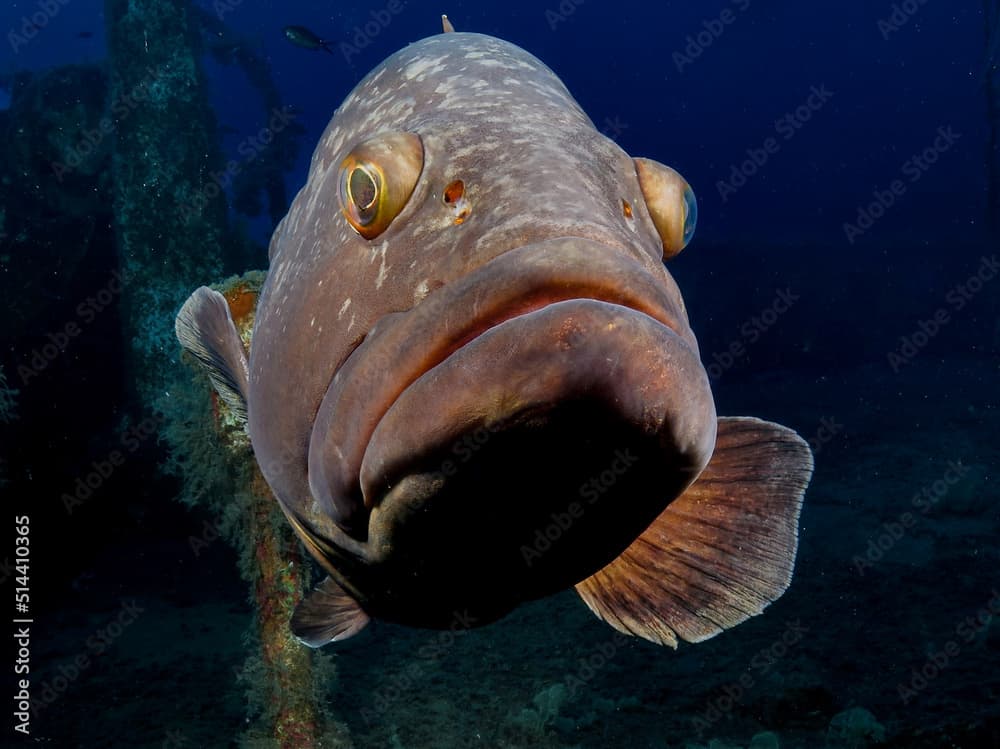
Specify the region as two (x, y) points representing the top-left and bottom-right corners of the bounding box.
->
(349, 167), (378, 211)
(337, 132), (424, 240)
(633, 157), (698, 260)
(344, 165), (380, 223)
(681, 183), (697, 247)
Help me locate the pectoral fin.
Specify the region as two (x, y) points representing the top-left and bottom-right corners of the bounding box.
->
(175, 286), (250, 422)
(291, 577), (371, 647)
(575, 416), (813, 648)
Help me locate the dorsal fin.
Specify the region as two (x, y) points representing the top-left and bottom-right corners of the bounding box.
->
(575, 416), (813, 647)
(175, 286), (250, 422)
(441, 14), (455, 33)
(291, 577), (371, 646)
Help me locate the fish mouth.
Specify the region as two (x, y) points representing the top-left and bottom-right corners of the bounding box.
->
(307, 237), (716, 603)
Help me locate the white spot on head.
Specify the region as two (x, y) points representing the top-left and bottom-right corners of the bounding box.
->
(338, 298), (352, 319)
(376, 256), (390, 289)
(403, 55), (448, 81)
(414, 279), (430, 303)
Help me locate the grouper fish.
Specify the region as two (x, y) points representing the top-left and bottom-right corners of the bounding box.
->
(176, 20), (813, 649)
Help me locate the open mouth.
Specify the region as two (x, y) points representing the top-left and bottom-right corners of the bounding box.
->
(307, 237), (710, 537)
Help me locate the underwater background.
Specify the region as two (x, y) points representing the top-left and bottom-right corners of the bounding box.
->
(0, 0), (997, 747)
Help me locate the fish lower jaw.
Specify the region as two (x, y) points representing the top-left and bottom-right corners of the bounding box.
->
(349, 303), (717, 625)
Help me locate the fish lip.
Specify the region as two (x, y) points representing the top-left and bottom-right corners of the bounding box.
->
(307, 237), (693, 531)
(421, 282), (680, 363)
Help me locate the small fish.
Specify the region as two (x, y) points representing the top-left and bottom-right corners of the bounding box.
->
(178, 28), (813, 649)
(283, 25), (334, 55)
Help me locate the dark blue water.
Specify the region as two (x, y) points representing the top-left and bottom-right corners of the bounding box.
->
(1, 1), (997, 747)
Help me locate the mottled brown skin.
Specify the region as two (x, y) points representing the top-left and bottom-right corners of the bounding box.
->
(248, 33), (717, 627)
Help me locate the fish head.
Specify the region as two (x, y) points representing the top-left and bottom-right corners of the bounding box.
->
(249, 33), (716, 625)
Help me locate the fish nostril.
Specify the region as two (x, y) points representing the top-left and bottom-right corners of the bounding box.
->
(442, 179), (471, 224)
(443, 180), (465, 204)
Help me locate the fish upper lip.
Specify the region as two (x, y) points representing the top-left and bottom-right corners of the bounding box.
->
(307, 237), (691, 529)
